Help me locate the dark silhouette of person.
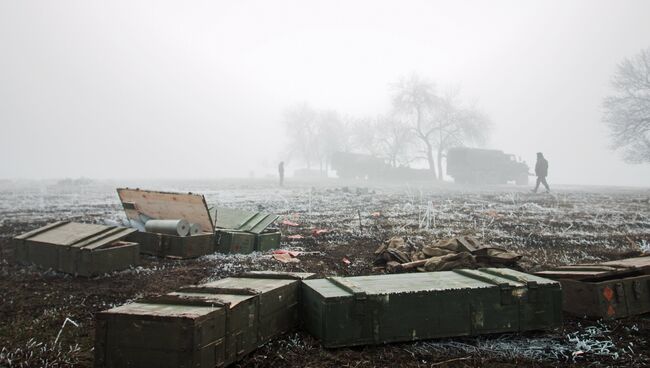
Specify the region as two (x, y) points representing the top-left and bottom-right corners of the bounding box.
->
(533, 152), (550, 193)
(278, 161), (285, 187)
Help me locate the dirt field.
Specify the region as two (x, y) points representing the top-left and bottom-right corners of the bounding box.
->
(1, 179), (650, 367)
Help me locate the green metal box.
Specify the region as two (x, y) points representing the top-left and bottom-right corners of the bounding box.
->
(215, 230), (256, 254)
(301, 268), (562, 348)
(127, 231), (214, 259)
(255, 231), (281, 252)
(14, 221), (140, 277)
(212, 207), (281, 254)
(94, 272), (315, 368)
(536, 256), (650, 319)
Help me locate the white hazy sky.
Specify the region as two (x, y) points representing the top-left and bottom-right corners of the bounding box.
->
(1, 0), (650, 186)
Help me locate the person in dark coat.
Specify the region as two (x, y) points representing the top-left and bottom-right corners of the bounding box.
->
(278, 161), (285, 187)
(533, 152), (550, 193)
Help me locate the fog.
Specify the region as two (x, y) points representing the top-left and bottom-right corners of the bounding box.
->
(1, 0), (649, 186)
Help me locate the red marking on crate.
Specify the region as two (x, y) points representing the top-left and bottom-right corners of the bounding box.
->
(603, 286), (614, 301)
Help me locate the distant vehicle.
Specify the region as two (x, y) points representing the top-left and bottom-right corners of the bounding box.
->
(446, 147), (529, 185)
(293, 168), (326, 179)
(52, 177), (94, 187)
(330, 152), (434, 181)
(330, 152), (388, 180)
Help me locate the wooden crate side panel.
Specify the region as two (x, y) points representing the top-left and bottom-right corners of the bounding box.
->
(25, 241), (60, 270)
(255, 232), (281, 252)
(166, 234), (214, 258)
(518, 286), (563, 330)
(196, 315), (227, 368)
(101, 346), (199, 368)
(622, 276), (650, 316)
(127, 231), (162, 256)
(77, 244), (140, 276)
(215, 231), (255, 254)
(94, 317), (108, 368)
(224, 298), (259, 364)
(258, 282), (299, 317)
(258, 306), (299, 343)
(96, 311), (227, 368)
(560, 279), (605, 318)
(128, 231), (213, 259)
(373, 290), (480, 343)
(321, 299), (375, 347)
(13, 238), (28, 263)
(256, 281), (302, 342)
(300, 285), (326, 343)
(57, 246), (78, 274)
(105, 315), (196, 351)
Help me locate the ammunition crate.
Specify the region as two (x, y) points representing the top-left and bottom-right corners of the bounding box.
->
(559, 274), (650, 319)
(215, 230), (256, 254)
(301, 268), (562, 348)
(94, 272), (315, 368)
(127, 231), (214, 259)
(536, 256), (650, 319)
(14, 222), (140, 277)
(255, 231), (281, 252)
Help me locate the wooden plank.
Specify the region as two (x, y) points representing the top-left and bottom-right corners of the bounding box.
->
(14, 221), (68, 240)
(117, 188), (214, 233)
(78, 228), (137, 250)
(457, 236), (480, 252)
(71, 227), (125, 248)
(601, 256), (650, 270)
(246, 214), (280, 234)
(214, 207), (257, 230)
(137, 294), (229, 308)
(214, 207), (279, 234)
(536, 258), (650, 281)
(27, 222), (108, 246)
(178, 286), (259, 296)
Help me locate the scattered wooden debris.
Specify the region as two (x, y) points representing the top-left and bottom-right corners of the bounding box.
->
(374, 235), (522, 273)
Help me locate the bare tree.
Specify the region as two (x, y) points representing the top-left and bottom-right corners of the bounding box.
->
(374, 114), (414, 168)
(347, 115), (413, 167)
(391, 74), (441, 177)
(392, 74), (490, 179)
(315, 109), (346, 173)
(349, 117), (380, 156)
(283, 104), (347, 173)
(432, 90), (491, 179)
(603, 47), (650, 163)
(282, 103), (319, 169)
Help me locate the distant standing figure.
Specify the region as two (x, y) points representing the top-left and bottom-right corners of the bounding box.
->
(533, 152), (550, 193)
(278, 161), (285, 187)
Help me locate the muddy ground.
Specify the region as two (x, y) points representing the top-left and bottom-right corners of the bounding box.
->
(1, 179), (650, 367)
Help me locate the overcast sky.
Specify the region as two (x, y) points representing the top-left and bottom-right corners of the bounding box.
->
(1, 0), (649, 186)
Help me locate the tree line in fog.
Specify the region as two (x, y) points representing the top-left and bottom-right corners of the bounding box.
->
(284, 45), (650, 179)
(282, 74), (491, 180)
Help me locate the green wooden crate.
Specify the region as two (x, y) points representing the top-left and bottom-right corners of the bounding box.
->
(127, 231), (214, 259)
(536, 257), (650, 319)
(95, 272), (315, 368)
(255, 231), (281, 252)
(301, 268), (562, 348)
(559, 274), (650, 319)
(215, 230), (256, 254)
(14, 221), (139, 277)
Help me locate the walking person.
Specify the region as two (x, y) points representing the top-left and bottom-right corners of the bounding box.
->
(532, 152), (550, 193)
(278, 161), (285, 187)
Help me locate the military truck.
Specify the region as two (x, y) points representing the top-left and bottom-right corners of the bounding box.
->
(330, 152), (390, 180)
(330, 152), (434, 182)
(446, 147), (529, 185)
